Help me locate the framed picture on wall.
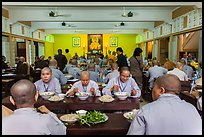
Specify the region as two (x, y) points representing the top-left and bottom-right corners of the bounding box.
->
(110, 37), (118, 47)
(88, 34), (103, 52)
(72, 37), (80, 47)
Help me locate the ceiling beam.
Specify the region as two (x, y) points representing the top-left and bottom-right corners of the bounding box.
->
(2, 2), (202, 7)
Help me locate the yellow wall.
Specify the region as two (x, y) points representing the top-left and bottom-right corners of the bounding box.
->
(53, 34), (87, 58)
(44, 42), (54, 59)
(47, 34), (137, 59)
(103, 34), (137, 58)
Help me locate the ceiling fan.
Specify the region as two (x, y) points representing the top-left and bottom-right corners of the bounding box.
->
(121, 7), (133, 17)
(114, 22), (125, 27)
(61, 22), (76, 28)
(49, 8), (71, 17)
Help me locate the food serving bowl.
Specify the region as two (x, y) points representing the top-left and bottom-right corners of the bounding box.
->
(114, 92), (128, 100)
(75, 92), (90, 100)
(76, 110), (87, 116)
(39, 91), (55, 100)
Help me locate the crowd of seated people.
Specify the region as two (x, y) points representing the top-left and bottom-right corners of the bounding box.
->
(3, 48), (202, 98)
(2, 47), (202, 135)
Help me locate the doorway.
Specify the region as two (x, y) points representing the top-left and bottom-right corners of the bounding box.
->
(159, 38), (169, 65)
(17, 42), (26, 61)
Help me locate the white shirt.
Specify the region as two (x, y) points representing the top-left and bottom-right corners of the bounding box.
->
(66, 80), (101, 96)
(2, 108), (66, 135)
(167, 68), (188, 81)
(146, 65), (168, 89)
(34, 77), (62, 94)
(104, 70), (120, 83)
(67, 66), (82, 79)
(183, 65), (194, 79)
(127, 94), (202, 135)
(102, 76), (141, 97)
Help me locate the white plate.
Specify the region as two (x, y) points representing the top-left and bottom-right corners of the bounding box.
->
(65, 74), (73, 79)
(123, 109), (139, 121)
(2, 73), (16, 76)
(48, 95), (64, 101)
(98, 95), (115, 103)
(60, 113), (79, 124)
(123, 111), (134, 120)
(67, 79), (79, 82)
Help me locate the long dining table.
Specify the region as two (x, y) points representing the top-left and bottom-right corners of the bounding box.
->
(2, 95), (137, 135)
(58, 113), (131, 135)
(2, 96), (140, 113)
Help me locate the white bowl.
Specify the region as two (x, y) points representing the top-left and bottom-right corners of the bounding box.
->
(114, 92), (128, 100)
(78, 96), (89, 101)
(40, 92), (55, 100)
(117, 96), (128, 100)
(76, 92), (90, 100)
(76, 110), (87, 116)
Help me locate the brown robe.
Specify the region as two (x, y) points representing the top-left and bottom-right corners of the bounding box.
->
(129, 56), (143, 90)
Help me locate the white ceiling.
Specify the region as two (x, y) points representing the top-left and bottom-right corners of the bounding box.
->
(2, 2), (202, 34)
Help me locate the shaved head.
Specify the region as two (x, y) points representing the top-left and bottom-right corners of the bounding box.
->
(49, 59), (58, 67)
(41, 67), (52, 83)
(41, 67), (52, 74)
(152, 60), (159, 66)
(88, 63), (95, 71)
(71, 59), (78, 66)
(176, 62), (184, 70)
(10, 79), (36, 106)
(80, 71), (90, 86)
(180, 59), (186, 65)
(111, 63), (118, 70)
(155, 74), (181, 95)
(80, 71), (90, 78)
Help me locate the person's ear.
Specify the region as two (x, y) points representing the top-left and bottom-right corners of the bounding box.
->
(160, 87), (166, 94)
(34, 91), (39, 102)
(9, 96), (15, 105)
